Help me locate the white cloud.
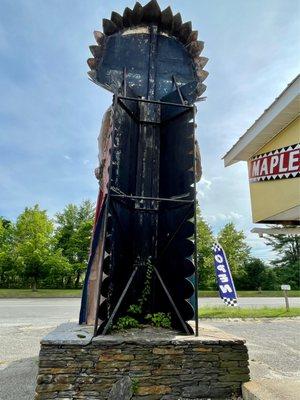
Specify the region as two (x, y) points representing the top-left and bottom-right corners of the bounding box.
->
(208, 211), (243, 222)
(199, 177), (212, 190)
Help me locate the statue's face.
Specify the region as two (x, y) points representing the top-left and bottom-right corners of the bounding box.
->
(96, 27), (197, 100)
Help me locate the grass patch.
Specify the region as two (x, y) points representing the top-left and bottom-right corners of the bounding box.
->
(0, 289), (82, 298)
(199, 306), (300, 318)
(198, 290), (300, 297)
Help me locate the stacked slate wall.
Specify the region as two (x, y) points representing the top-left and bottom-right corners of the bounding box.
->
(35, 325), (250, 400)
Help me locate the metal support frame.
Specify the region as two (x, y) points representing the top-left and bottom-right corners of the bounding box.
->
(101, 260), (191, 335)
(93, 93), (199, 337)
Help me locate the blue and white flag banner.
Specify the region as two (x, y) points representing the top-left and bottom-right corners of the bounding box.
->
(212, 242), (238, 307)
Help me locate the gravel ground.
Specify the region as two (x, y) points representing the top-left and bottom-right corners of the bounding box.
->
(205, 318), (300, 380)
(0, 298), (299, 400)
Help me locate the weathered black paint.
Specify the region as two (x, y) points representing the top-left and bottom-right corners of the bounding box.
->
(84, 1), (207, 335)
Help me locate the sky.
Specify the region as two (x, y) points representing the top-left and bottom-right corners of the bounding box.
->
(0, 0), (299, 262)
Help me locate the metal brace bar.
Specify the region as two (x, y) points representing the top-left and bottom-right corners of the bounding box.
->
(118, 95), (193, 109)
(111, 187), (190, 201)
(172, 75), (185, 105)
(111, 193), (193, 204)
(118, 98), (140, 123)
(153, 266), (190, 335)
(101, 266), (139, 335)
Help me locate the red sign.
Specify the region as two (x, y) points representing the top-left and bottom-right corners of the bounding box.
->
(249, 144), (300, 183)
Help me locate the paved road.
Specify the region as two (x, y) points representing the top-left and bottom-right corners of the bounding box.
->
(0, 299), (80, 368)
(0, 298), (299, 400)
(199, 296), (300, 308)
(0, 299), (80, 400)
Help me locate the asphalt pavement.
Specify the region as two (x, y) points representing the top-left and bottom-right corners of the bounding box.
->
(0, 298), (299, 400)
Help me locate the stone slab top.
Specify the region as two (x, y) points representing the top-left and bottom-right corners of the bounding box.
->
(41, 322), (246, 346)
(41, 322), (94, 346)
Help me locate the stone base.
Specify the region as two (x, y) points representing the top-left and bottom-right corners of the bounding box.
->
(35, 322), (250, 400)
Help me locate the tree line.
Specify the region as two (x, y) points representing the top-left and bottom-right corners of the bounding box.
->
(0, 202), (299, 290)
(0, 201), (94, 290)
(197, 212), (300, 290)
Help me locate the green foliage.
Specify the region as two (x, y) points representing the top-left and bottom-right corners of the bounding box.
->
(145, 312), (171, 329)
(0, 218), (16, 287)
(265, 232), (299, 267)
(128, 304), (142, 315)
(131, 378), (139, 395)
(115, 261), (171, 331)
(113, 316), (140, 330)
(217, 222), (250, 287)
(1, 202), (294, 293)
(14, 205), (55, 291)
(265, 232), (300, 289)
(42, 251), (72, 288)
(239, 257), (278, 290)
(196, 210), (215, 289)
(0, 200), (94, 290)
(54, 200), (94, 287)
(273, 262), (300, 290)
(137, 258), (153, 309)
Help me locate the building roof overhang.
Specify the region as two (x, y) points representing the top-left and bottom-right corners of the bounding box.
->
(251, 226), (300, 237)
(223, 75), (300, 167)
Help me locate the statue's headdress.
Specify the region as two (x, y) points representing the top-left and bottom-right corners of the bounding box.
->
(87, 0), (208, 101)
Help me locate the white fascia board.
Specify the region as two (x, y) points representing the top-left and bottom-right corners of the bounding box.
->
(223, 75), (300, 167)
(251, 227), (300, 236)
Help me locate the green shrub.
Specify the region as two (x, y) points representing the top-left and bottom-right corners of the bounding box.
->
(145, 312), (171, 329)
(113, 316), (140, 331)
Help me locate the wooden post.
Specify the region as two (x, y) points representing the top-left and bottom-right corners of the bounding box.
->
(281, 284), (291, 312)
(284, 290), (290, 311)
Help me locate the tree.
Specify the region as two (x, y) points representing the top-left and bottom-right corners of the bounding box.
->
(264, 232), (300, 289)
(273, 262), (299, 289)
(42, 251), (72, 288)
(240, 257), (265, 290)
(217, 222), (250, 288)
(14, 205), (54, 291)
(196, 210), (216, 289)
(54, 200), (94, 287)
(265, 233), (300, 267)
(262, 268), (279, 290)
(240, 257), (277, 290)
(0, 218), (16, 287)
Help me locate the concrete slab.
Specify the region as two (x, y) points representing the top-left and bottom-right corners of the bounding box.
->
(242, 378), (300, 400)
